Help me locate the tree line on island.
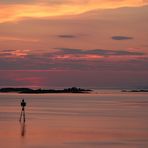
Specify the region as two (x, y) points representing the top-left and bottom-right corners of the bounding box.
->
(0, 87), (92, 94)
(122, 89), (148, 92)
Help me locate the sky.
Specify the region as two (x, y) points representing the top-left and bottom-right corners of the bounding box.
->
(0, 0), (148, 89)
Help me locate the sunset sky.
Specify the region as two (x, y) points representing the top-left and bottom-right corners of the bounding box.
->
(0, 0), (148, 88)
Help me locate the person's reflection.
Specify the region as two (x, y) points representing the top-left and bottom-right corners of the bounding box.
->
(20, 121), (26, 137)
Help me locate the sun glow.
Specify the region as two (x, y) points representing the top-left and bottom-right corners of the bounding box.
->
(0, 0), (146, 23)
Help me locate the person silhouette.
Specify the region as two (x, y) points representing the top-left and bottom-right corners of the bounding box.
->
(19, 99), (26, 122)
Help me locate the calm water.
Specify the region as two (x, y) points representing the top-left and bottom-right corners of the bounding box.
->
(0, 90), (148, 148)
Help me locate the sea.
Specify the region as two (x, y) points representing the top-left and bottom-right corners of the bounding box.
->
(0, 90), (148, 148)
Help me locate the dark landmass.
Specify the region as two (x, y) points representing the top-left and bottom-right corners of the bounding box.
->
(0, 87), (92, 94)
(122, 89), (148, 92)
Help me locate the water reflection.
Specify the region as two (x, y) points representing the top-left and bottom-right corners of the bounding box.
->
(20, 121), (26, 137)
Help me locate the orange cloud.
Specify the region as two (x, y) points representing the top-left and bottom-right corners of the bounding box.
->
(0, 36), (38, 42)
(0, 49), (29, 58)
(54, 54), (103, 60)
(0, 0), (146, 23)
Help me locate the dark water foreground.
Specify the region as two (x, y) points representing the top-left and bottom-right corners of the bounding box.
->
(0, 91), (148, 148)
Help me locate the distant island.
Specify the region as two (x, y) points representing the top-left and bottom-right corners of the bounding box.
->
(122, 89), (148, 92)
(0, 87), (92, 94)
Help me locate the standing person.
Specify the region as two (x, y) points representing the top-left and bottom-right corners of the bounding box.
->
(19, 99), (26, 122)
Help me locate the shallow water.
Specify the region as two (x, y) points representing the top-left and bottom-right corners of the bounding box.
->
(0, 91), (148, 148)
